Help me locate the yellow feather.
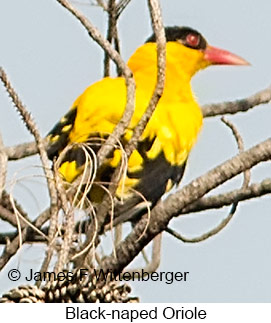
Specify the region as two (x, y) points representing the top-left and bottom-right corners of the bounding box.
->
(62, 124), (73, 133)
(50, 134), (60, 143)
(54, 40), (205, 193)
(58, 161), (82, 183)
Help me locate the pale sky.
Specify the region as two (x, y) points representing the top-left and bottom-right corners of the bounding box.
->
(0, 0), (271, 302)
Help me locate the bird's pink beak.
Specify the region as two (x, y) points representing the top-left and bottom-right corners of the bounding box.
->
(204, 45), (250, 65)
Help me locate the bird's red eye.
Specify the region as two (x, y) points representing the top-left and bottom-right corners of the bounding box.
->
(186, 33), (200, 48)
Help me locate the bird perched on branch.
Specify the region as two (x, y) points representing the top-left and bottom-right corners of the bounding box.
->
(47, 26), (248, 224)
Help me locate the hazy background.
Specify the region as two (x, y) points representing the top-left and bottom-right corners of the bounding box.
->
(0, 0), (271, 302)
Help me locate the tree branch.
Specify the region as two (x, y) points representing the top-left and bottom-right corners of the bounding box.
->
(181, 178), (271, 214)
(202, 86), (271, 117)
(101, 138), (271, 272)
(0, 67), (58, 216)
(0, 208), (50, 270)
(124, 0), (166, 157)
(104, 0), (121, 77)
(4, 86), (270, 162)
(5, 141), (40, 161)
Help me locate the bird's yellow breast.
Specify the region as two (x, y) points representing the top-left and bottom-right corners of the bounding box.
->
(142, 99), (202, 165)
(68, 76), (202, 167)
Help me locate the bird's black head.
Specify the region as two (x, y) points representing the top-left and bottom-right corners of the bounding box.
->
(146, 26), (207, 50)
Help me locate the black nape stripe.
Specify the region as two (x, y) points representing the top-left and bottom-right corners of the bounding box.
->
(145, 26), (207, 50)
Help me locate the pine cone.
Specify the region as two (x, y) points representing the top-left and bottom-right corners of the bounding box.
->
(0, 269), (139, 303)
(0, 285), (45, 303)
(43, 269), (139, 303)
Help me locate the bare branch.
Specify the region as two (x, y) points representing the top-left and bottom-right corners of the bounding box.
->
(124, 0), (166, 158)
(0, 205), (25, 229)
(1, 0), (270, 293)
(5, 174), (269, 259)
(202, 86), (271, 118)
(0, 67), (61, 278)
(0, 231), (47, 244)
(0, 229), (28, 270)
(181, 178), (271, 214)
(5, 141), (40, 161)
(0, 191), (29, 227)
(104, 0), (121, 77)
(221, 117), (250, 188)
(95, 0), (108, 11)
(0, 67), (58, 215)
(221, 117), (245, 152)
(101, 138), (271, 272)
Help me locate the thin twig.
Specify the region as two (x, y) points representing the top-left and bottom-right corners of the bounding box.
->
(0, 231), (47, 244)
(0, 208), (50, 270)
(95, 0), (108, 11)
(221, 117), (250, 188)
(0, 229), (28, 270)
(0, 133), (8, 199)
(0, 67), (60, 276)
(144, 233), (161, 271)
(104, 0), (120, 77)
(124, 0), (166, 158)
(55, 0), (136, 167)
(0, 190), (32, 228)
(114, 224), (122, 246)
(116, 0), (132, 18)
(0, 68), (58, 211)
(166, 204), (237, 243)
(9, 195), (47, 240)
(165, 118), (246, 244)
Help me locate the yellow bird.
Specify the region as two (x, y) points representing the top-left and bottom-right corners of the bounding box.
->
(47, 26), (248, 223)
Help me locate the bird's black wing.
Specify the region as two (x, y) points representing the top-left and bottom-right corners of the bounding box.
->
(47, 112), (187, 226)
(112, 139), (187, 225)
(46, 107), (77, 160)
